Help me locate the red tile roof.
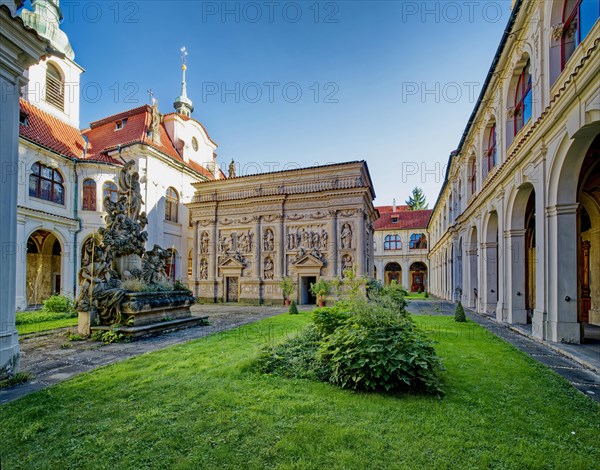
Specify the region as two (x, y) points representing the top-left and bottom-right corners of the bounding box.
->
(374, 208), (432, 230)
(19, 99), (121, 165)
(83, 106), (215, 180)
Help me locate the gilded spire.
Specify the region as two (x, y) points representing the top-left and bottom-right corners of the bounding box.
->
(174, 46), (194, 116)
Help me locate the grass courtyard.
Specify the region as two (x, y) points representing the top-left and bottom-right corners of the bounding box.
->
(1, 312), (599, 469)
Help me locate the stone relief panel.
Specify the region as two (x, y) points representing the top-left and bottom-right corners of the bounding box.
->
(217, 229), (254, 254)
(286, 225), (328, 251)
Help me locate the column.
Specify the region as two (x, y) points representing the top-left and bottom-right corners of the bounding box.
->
(277, 214), (285, 278)
(193, 221), (199, 295)
(533, 180), (547, 339)
(15, 218), (27, 310)
(483, 241), (499, 312)
(546, 204), (580, 342)
(496, 196), (506, 322)
(507, 229), (527, 324)
(253, 216), (261, 279)
(355, 211), (365, 275)
(329, 210), (338, 277)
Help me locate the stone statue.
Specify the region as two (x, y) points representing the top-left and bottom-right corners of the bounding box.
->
(340, 223), (352, 249)
(150, 102), (161, 144)
(264, 257), (274, 279)
(341, 254), (353, 276)
(228, 159), (236, 178)
(199, 258), (208, 280)
(118, 160), (144, 221)
(200, 231), (210, 254)
(263, 228), (274, 252)
(321, 230), (328, 250)
(142, 245), (171, 284)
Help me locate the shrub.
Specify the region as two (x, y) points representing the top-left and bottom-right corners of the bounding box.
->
(312, 305), (352, 337)
(373, 282), (409, 318)
(319, 304), (444, 394)
(91, 330), (126, 344)
(279, 277), (296, 300)
(310, 279), (331, 304)
(424, 290), (429, 298)
(417, 287), (422, 294)
(253, 326), (329, 381)
(173, 279), (191, 292)
(42, 295), (75, 315)
(0, 371), (33, 389)
(289, 300), (299, 315)
(455, 301), (466, 322)
(16, 310), (72, 325)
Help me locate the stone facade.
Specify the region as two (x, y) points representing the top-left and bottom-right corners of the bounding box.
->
(428, 0), (600, 344)
(187, 161), (378, 305)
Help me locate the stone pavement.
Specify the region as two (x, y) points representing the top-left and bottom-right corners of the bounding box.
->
(406, 298), (600, 403)
(1, 304), (308, 405)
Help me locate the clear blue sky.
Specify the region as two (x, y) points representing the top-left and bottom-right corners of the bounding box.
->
(47, 0), (512, 206)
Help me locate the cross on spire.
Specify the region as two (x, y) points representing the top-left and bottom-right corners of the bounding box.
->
(174, 46), (194, 116)
(147, 89), (155, 105)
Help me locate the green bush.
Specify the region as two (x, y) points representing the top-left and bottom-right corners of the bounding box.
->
(91, 330), (126, 344)
(253, 326), (329, 381)
(312, 305), (351, 337)
(289, 300), (299, 315)
(417, 287), (422, 294)
(319, 304), (444, 394)
(42, 295), (75, 315)
(372, 282), (409, 318)
(424, 290), (429, 298)
(455, 301), (466, 322)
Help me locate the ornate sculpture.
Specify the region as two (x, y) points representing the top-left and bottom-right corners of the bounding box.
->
(142, 245), (171, 284)
(341, 254), (353, 276)
(340, 223), (352, 249)
(199, 258), (208, 280)
(228, 159), (236, 178)
(264, 257), (274, 279)
(321, 229), (328, 250)
(200, 231), (210, 254)
(263, 228), (275, 251)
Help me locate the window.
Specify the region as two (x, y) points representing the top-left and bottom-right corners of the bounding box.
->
(562, 0), (600, 67)
(165, 187), (179, 222)
(29, 162), (64, 204)
(485, 123), (497, 177)
(45, 63), (64, 111)
(103, 181), (118, 203)
(384, 234), (402, 250)
(82, 179), (97, 211)
(409, 233), (428, 250)
(166, 249), (176, 281)
(19, 112), (29, 126)
(391, 216), (399, 224)
(514, 60), (532, 135)
(115, 119), (127, 130)
(469, 158), (477, 196)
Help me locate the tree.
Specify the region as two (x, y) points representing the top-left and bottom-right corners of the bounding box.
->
(406, 187), (428, 210)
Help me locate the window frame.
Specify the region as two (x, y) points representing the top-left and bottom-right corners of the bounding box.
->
(82, 179), (97, 211)
(384, 234), (402, 251)
(513, 61), (532, 135)
(486, 123), (497, 176)
(409, 233), (428, 250)
(165, 187), (179, 223)
(470, 158), (477, 196)
(29, 162), (65, 205)
(102, 181), (118, 203)
(45, 63), (65, 111)
(561, 0), (600, 68)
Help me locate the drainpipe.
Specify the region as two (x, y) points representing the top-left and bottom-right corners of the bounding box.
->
(72, 135), (89, 296)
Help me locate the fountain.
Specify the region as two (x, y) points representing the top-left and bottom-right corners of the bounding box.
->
(76, 159), (206, 339)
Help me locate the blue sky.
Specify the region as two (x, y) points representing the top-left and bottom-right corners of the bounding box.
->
(47, 0), (512, 206)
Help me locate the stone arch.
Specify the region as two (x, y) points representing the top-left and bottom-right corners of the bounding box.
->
(483, 211), (499, 313)
(384, 262), (402, 286)
(26, 230), (63, 306)
(466, 226), (479, 309)
(409, 261), (427, 293)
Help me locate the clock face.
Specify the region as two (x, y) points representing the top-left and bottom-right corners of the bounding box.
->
(192, 137), (199, 152)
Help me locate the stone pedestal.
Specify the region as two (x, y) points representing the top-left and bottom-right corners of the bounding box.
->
(114, 254), (143, 278)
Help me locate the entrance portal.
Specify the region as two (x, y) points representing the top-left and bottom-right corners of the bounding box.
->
(226, 276), (239, 302)
(300, 276), (317, 305)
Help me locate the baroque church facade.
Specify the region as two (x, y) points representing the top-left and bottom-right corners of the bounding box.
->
(14, 0), (223, 310)
(187, 162), (378, 305)
(428, 0), (600, 344)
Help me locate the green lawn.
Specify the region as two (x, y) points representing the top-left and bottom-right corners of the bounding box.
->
(404, 292), (429, 299)
(17, 317), (78, 335)
(1, 313), (598, 469)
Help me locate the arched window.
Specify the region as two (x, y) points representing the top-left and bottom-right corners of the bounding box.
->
(29, 162), (64, 204)
(409, 233), (428, 250)
(484, 123), (497, 178)
(45, 63), (64, 111)
(102, 181), (118, 203)
(384, 234), (402, 250)
(165, 187), (179, 222)
(469, 157), (477, 196)
(562, 0), (600, 68)
(514, 60), (532, 135)
(82, 179), (96, 211)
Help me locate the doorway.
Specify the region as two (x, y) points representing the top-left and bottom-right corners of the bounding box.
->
(226, 276), (239, 302)
(300, 276), (317, 305)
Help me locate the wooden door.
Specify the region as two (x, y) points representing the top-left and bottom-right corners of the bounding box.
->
(226, 277), (239, 302)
